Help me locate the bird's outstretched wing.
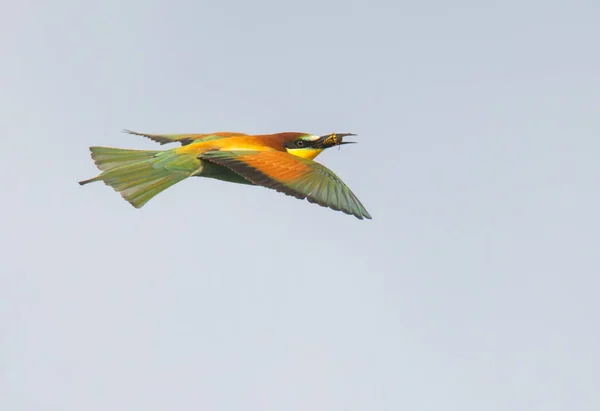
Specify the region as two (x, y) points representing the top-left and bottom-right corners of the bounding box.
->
(123, 130), (248, 146)
(199, 150), (371, 219)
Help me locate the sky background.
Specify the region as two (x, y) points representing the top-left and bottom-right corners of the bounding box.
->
(2, 0), (599, 410)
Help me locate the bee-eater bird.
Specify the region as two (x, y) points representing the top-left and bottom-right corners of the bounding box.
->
(79, 130), (371, 219)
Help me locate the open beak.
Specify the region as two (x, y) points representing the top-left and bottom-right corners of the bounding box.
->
(313, 133), (357, 149)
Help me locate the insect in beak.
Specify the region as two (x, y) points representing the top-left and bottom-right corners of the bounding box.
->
(314, 133), (357, 149)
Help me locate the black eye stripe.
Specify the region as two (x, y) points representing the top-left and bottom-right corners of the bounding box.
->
(284, 139), (313, 149)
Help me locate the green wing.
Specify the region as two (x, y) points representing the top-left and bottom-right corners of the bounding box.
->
(200, 150), (371, 220)
(123, 130), (248, 145)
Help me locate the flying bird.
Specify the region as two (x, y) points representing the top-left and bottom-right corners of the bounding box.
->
(79, 130), (371, 219)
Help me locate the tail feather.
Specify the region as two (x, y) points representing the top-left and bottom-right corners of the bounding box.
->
(89, 146), (158, 171)
(79, 146), (200, 208)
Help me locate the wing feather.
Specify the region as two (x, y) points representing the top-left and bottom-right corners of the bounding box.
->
(199, 150), (371, 219)
(123, 130), (248, 145)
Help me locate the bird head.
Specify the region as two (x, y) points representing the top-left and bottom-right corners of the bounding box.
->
(283, 133), (356, 160)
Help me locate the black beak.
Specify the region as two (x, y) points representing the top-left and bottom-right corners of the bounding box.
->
(313, 133), (357, 149)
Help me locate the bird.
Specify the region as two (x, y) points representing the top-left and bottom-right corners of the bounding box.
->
(79, 130), (371, 220)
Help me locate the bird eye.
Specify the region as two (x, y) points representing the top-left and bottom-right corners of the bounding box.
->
(295, 140), (306, 147)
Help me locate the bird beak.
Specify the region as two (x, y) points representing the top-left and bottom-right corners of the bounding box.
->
(313, 133), (357, 149)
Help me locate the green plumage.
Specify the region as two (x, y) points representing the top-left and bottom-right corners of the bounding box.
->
(79, 147), (201, 208)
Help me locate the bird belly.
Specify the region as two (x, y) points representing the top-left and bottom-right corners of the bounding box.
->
(195, 160), (254, 185)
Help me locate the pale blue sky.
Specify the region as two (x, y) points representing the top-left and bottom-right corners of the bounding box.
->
(2, 1), (599, 410)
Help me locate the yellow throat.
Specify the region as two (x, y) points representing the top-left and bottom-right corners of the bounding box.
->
(285, 147), (324, 160)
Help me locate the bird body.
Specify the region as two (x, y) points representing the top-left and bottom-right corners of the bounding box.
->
(80, 130), (371, 219)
